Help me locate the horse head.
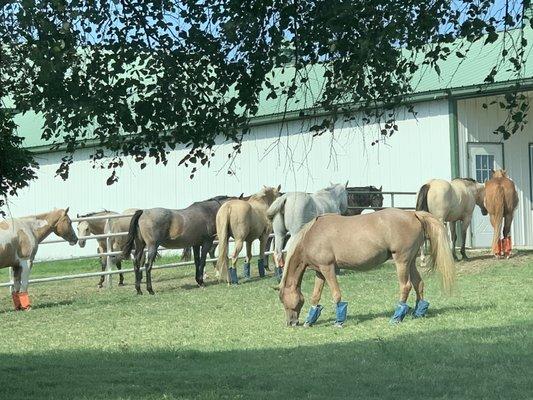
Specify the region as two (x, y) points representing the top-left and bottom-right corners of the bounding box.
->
(475, 184), (488, 216)
(77, 220), (90, 248)
(54, 208), (78, 246)
(279, 284), (304, 327)
(370, 186), (384, 210)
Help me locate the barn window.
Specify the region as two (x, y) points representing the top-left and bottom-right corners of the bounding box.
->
(475, 154), (495, 183)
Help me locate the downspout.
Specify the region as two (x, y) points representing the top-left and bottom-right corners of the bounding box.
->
(448, 93), (460, 179)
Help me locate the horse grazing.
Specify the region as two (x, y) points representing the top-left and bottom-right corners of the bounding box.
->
(122, 196), (235, 294)
(78, 209), (138, 287)
(279, 209), (455, 327)
(267, 183), (348, 279)
(0, 208), (78, 310)
(345, 186), (384, 215)
(416, 178), (486, 260)
(484, 170), (518, 258)
(216, 185), (281, 284)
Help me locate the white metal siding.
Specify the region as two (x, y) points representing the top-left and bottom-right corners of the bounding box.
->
(457, 92), (533, 247)
(7, 100), (451, 259)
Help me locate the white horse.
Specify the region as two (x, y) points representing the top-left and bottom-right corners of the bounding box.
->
(416, 178), (487, 261)
(267, 182), (349, 277)
(1, 208), (78, 310)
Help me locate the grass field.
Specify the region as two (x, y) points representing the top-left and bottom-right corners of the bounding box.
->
(0, 251), (532, 399)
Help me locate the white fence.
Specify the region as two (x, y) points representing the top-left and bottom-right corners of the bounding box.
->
(1, 190), (417, 291)
(0, 213), (277, 291)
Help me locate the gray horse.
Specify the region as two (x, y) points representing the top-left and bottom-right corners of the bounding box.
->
(266, 183), (349, 278)
(122, 195), (235, 294)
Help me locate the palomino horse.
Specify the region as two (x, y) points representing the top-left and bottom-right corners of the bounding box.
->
(78, 209), (138, 287)
(216, 185), (281, 284)
(345, 186), (384, 215)
(279, 209), (455, 327)
(267, 183), (348, 279)
(484, 170), (518, 258)
(0, 208), (78, 310)
(416, 178), (487, 260)
(122, 196), (236, 294)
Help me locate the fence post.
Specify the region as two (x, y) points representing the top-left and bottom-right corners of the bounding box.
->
(391, 193), (395, 208)
(105, 218), (113, 289)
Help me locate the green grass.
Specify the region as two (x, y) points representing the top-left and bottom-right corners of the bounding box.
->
(0, 251), (532, 399)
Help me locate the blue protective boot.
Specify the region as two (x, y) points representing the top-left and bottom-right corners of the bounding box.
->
(334, 302), (348, 327)
(258, 259), (266, 278)
(412, 299), (430, 318)
(243, 262), (251, 279)
(274, 267), (283, 282)
(390, 302), (410, 324)
(228, 267), (239, 285)
(303, 305), (323, 327)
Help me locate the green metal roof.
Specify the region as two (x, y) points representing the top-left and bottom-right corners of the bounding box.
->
(12, 26), (533, 150)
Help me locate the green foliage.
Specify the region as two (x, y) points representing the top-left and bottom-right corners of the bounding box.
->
(0, 109), (38, 215)
(0, 1), (530, 186)
(0, 252), (532, 399)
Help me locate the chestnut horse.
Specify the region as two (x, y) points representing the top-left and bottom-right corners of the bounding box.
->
(484, 170), (518, 258)
(1, 208), (78, 310)
(279, 209), (455, 327)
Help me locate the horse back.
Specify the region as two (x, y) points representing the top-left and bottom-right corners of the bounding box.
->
(0, 220), (37, 267)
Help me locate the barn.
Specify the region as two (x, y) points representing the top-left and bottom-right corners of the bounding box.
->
(6, 27), (533, 259)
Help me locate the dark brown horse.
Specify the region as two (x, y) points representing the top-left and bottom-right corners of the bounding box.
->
(345, 186), (384, 215)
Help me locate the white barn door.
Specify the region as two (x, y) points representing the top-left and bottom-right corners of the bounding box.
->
(468, 143), (504, 247)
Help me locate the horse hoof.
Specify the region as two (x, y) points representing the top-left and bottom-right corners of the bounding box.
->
(333, 322), (344, 328)
(118, 282), (125, 286)
(303, 322), (311, 328)
(136, 291), (143, 295)
(148, 290), (155, 295)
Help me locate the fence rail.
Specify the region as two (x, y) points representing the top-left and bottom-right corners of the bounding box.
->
(346, 190), (417, 210)
(3, 190), (416, 291)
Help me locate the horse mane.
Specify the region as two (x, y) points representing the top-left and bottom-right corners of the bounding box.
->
(77, 210), (112, 218)
(453, 177), (477, 186)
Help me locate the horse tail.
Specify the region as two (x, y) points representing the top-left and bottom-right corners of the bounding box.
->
(414, 211), (456, 294)
(267, 194), (288, 219)
(122, 210), (143, 259)
(181, 247), (192, 261)
(415, 184), (430, 212)
(280, 218), (317, 289)
(215, 205), (230, 280)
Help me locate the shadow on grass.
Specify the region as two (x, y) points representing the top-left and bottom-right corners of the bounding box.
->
(0, 324), (531, 400)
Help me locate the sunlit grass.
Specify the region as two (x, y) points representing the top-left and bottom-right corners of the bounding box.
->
(0, 251), (531, 399)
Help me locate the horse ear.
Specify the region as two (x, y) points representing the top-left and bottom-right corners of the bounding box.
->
(379, 186), (382, 191)
(277, 184), (281, 192)
(64, 207), (69, 215)
(345, 180), (349, 188)
(76, 213), (80, 218)
(239, 193), (244, 199)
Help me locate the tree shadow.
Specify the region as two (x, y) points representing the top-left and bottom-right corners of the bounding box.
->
(0, 323), (530, 400)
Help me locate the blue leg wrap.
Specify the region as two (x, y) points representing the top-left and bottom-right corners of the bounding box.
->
(243, 263), (251, 279)
(258, 259), (266, 278)
(228, 267), (238, 285)
(274, 267), (283, 282)
(390, 302), (410, 324)
(334, 302), (348, 327)
(304, 305), (323, 327)
(412, 299), (430, 318)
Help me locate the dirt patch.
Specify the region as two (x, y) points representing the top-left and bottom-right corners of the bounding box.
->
(454, 249), (533, 275)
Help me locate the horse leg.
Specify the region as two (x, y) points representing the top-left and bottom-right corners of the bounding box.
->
(450, 221), (459, 261)
(133, 240), (145, 295)
(409, 261), (429, 318)
(243, 241), (252, 279)
(97, 246), (105, 288)
(192, 245), (202, 287)
(502, 213), (513, 258)
(144, 245), (158, 295)
(489, 214), (502, 258)
(258, 233), (268, 277)
(18, 260), (32, 311)
(11, 266), (22, 311)
(196, 241), (212, 287)
(229, 239), (244, 284)
(319, 265), (347, 327)
(390, 258), (412, 324)
(116, 259), (124, 286)
(209, 244), (217, 279)
(303, 272), (326, 327)
(460, 216), (472, 260)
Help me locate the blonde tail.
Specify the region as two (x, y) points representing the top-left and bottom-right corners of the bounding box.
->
(215, 206), (230, 283)
(414, 211), (456, 294)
